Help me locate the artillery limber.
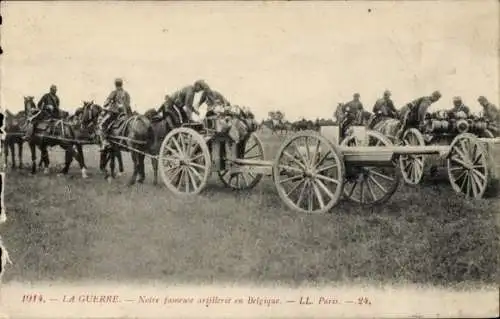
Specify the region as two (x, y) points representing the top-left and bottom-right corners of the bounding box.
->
(158, 118), (497, 214)
(396, 110), (500, 196)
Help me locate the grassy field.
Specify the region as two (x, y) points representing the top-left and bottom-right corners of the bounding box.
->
(1, 131), (499, 287)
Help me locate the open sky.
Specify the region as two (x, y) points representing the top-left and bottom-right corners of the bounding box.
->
(1, 1), (498, 121)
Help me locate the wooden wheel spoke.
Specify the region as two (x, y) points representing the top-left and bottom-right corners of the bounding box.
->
(185, 133), (193, 157)
(450, 155), (470, 168)
(315, 178), (335, 200)
(278, 164), (304, 175)
(310, 139), (321, 167)
(344, 180), (358, 198)
(471, 169), (486, 183)
(286, 179), (305, 197)
(164, 145), (182, 158)
(244, 142), (258, 155)
(171, 136), (184, 157)
(304, 137), (311, 166)
(187, 166), (203, 182)
(283, 151), (307, 170)
(469, 173), (482, 197)
(315, 163), (338, 174)
(189, 162), (207, 171)
(296, 180), (309, 208)
(314, 150), (332, 169)
(315, 174), (340, 185)
(367, 169), (394, 181)
(359, 179), (365, 203)
(365, 178), (378, 202)
(279, 173), (304, 184)
(292, 142), (309, 168)
(368, 174), (387, 193)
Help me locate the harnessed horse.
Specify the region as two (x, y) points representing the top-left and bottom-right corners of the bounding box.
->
(81, 103), (155, 185)
(23, 96), (88, 177)
(3, 109), (26, 169)
(79, 101), (124, 177)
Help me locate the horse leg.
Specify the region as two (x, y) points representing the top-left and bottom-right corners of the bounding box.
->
(152, 157), (158, 185)
(137, 154), (145, 184)
(110, 150), (116, 179)
(74, 144), (88, 178)
(18, 142), (24, 169)
(59, 146), (73, 175)
(8, 142), (15, 169)
(127, 152), (138, 186)
(117, 151), (124, 176)
(99, 150), (107, 174)
(41, 146), (50, 174)
(30, 142), (37, 175)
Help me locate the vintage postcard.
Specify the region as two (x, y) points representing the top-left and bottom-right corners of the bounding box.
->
(0, 0), (499, 318)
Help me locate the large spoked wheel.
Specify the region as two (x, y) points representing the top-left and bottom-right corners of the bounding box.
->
(159, 127), (212, 195)
(341, 131), (400, 205)
(447, 133), (491, 199)
(273, 132), (345, 214)
(399, 128), (426, 185)
(218, 133), (265, 190)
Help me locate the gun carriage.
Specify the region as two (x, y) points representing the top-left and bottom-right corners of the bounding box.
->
(158, 115), (496, 214)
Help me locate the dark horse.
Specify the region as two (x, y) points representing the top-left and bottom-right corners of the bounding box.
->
(23, 96), (88, 177)
(3, 109), (26, 169)
(80, 102), (155, 185)
(76, 101), (124, 177)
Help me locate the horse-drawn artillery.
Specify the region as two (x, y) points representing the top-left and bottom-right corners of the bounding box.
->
(157, 116), (498, 214)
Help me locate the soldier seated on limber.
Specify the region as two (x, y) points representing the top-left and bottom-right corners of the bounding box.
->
(98, 78), (132, 151)
(478, 96), (500, 136)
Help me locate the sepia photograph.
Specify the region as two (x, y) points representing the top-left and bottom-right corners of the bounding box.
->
(0, 0), (499, 317)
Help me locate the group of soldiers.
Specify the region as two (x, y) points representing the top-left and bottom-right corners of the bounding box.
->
(337, 89), (500, 138)
(24, 78), (238, 150)
(23, 80), (500, 149)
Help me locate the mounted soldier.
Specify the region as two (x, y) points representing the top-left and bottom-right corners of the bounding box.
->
(338, 93), (364, 137)
(478, 96), (499, 136)
(396, 90), (442, 139)
(98, 78), (132, 151)
(25, 85), (60, 141)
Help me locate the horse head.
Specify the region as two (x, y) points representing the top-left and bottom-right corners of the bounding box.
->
(81, 100), (101, 127)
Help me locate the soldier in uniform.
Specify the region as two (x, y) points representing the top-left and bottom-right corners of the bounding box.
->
(373, 90), (398, 118)
(162, 79), (212, 123)
(338, 93), (364, 137)
(98, 78), (132, 151)
(449, 96), (471, 118)
(25, 85), (60, 141)
(478, 96), (500, 136)
(396, 90), (442, 139)
(157, 94), (186, 128)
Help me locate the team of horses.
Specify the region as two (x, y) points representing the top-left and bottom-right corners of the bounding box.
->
(3, 97), (260, 186)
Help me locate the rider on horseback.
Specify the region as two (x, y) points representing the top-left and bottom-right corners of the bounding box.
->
(25, 85), (60, 141)
(339, 93), (364, 137)
(98, 78), (132, 151)
(396, 90), (442, 139)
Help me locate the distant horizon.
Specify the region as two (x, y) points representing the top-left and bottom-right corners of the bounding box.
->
(1, 1), (498, 121)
